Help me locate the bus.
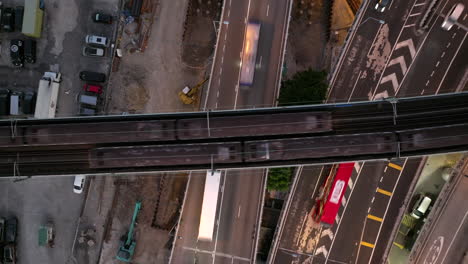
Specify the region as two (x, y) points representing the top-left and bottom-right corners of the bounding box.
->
(34, 72), (61, 119)
(198, 170), (221, 241)
(311, 163), (354, 227)
(239, 21), (261, 86)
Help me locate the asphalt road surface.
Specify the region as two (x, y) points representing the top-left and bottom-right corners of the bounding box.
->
(269, 0), (468, 263)
(408, 158), (468, 264)
(173, 0), (291, 262)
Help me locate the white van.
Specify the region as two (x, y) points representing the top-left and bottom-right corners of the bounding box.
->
(9, 92), (22, 115)
(441, 3), (465, 30)
(73, 175), (86, 194)
(410, 194), (432, 219)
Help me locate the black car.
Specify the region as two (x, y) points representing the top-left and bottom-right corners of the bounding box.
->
(0, 89), (11, 116)
(5, 218), (17, 243)
(0, 218), (5, 243)
(79, 71), (106, 82)
(14, 6), (24, 31)
(375, 0), (391, 12)
(1, 7), (15, 32)
(92, 12), (112, 24)
(10, 39), (24, 67)
(24, 39), (37, 63)
(22, 91), (36, 115)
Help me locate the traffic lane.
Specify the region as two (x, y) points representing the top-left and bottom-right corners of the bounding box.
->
(370, 158), (422, 264)
(248, 0), (290, 107)
(396, 16), (467, 97)
(436, 40), (468, 94)
(206, 0), (249, 110)
(325, 161), (387, 264)
(328, 0), (419, 102)
(412, 164), (468, 264)
(170, 171), (208, 263)
(215, 169), (265, 259)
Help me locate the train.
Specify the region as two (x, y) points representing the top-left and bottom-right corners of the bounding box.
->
(0, 112), (332, 147)
(88, 123), (468, 169)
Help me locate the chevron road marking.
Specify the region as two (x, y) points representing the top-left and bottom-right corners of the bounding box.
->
(388, 56), (408, 74)
(380, 73), (399, 91)
(348, 177), (354, 190)
(354, 162), (361, 173)
(395, 38), (416, 59)
(315, 245), (329, 257)
(321, 229), (334, 240)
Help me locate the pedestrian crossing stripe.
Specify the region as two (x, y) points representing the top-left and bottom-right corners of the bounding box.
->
(360, 241), (375, 248)
(377, 188), (392, 196)
(393, 242), (404, 249)
(367, 214), (383, 222)
(388, 163), (403, 171)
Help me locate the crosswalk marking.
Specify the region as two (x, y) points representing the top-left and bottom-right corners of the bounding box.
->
(377, 188), (392, 196)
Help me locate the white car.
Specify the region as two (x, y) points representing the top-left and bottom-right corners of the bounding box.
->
(73, 175), (86, 194)
(82, 46), (105, 57)
(85, 35), (108, 47)
(441, 3), (465, 31)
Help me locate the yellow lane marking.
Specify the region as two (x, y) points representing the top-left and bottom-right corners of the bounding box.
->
(360, 241), (375, 248)
(367, 214), (383, 222)
(377, 188), (392, 196)
(393, 242), (404, 249)
(388, 163), (403, 171)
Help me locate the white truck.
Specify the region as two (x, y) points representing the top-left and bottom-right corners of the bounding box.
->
(198, 170), (221, 242)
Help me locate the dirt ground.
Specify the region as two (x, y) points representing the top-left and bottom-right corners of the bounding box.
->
(284, 0), (357, 78)
(182, 0), (222, 67)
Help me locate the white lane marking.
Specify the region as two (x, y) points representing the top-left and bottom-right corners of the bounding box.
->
(371, 197), (375, 204)
(446, 42), (451, 48)
(414, 2), (426, 6)
(321, 229), (334, 240)
(463, 13), (467, 20)
(436, 32), (467, 94)
(221, 56), (224, 64)
(258, 55), (263, 68)
(367, 207), (371, 213)
(436, 61), (440, 67)
(440, 211), (468, 263)
(266, 4), (270, 16)
(348, 71), (362, 102)
(452, 32), (457, 38)
(380, 176), (383, 182)
(237, 205), (241, 218)
(403, 23), (416, 28)
(430, 71), (435, 77)
(426, 80), (430, 86)
(315, 246), (329, 257)
(380, 73), (399, 92)
(421, 89), (425, 95)
(384, 166), (388, 173)
(388, 56), (408, 74)
(217, 91), (220, 98)
(184, 246), (250, 261)
(395, 39), (416, 59)
(409, 12), (421, 17)
(325, 162), (366, 263)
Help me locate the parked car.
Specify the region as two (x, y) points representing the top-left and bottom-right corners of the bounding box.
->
(10, 39), (24, 67)
(441, 3), (465, 30)
(82, 46), (105, 57)
(79, 71), (106, 82)
(374, 0), (390, 12)
(92, 12), (112, 24)
(73, 175), (86, 194)
(0, 218), (5, 242)
(410, 194), (432, 219)
(1, 7), (15, 32)
(10, 91), (23, 115)
(24, 39), (37, 63)
(5, 217), (17, 243)
(85, 35), (108, 47)
(0, 89), (11, 116)
(22, 91), (36, 115)
(3, 244), (16, 264)
(80, 106), (96, 116)
(83, 83), (103, 94)
(14, 6), (24, 31)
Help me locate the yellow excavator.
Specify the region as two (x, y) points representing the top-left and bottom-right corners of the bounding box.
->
(178, 78), (209, 105)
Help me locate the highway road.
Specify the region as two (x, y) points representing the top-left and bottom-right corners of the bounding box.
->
(408, 157), (468, 264)
(269, 0), (468, 263)
(174, 0), (291, 262)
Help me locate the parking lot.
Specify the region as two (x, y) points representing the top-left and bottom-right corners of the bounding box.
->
(0, 0), (118, 118)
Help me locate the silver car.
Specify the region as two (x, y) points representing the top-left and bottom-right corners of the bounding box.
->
(85, 35), (108, 47)
(82, 46), (105, 57)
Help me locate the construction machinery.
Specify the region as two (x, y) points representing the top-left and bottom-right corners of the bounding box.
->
(178, 78), (208, 105)
(116, 201), (142, 262)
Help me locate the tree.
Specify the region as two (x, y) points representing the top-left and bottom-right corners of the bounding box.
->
(278, 69), (328, 106)
(267, 167), (293, 191)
